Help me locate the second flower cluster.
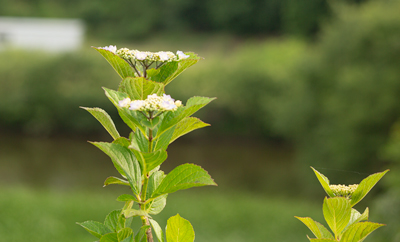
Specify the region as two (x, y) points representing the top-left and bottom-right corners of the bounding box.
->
(119, 94), (182, 112)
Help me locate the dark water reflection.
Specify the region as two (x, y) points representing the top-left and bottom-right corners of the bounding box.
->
(0, 134), (298, 194)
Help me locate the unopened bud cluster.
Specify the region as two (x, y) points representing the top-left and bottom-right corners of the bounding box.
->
(329, 184), (358, 198)
(100, 45), (190, 62)
(119, 94), (182, 112)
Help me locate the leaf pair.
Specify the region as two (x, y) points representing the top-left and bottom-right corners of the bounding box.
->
(296, 168), (388, 241)
(94, 47), (201, 86)
(296, 197), (384, 241)
(311, 167), (388, 206)
(78, 210), (133, 242)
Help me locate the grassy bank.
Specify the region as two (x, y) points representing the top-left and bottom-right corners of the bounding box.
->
(0, 186), (323, 242)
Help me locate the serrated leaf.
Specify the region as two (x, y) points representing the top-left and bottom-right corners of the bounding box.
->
(81, 107), (120, 140)
(166, 214), (195, 242)
(93, 47), (136, 79)
(135, 225), (150, 242)
(350, 170), (389, 206)
(120, 234), (134, 242)
(119, 77), (164, 100)
(311, 167), (335, 197)
(104, 87), (147, 135)
(113, 137), (131, 148)
(117, 194), (138, 202)
(147, 171), (166, 199)
(170, 117), (210, 143)
(77, 220), (112, 239)
(295, 217), (334, 239)
(340, 222), (385, 242)
(156, 96), (215, 139)
(308, 239), (337, 242)
(117, 228), (133, 242)
(148, 195), (167, 215)
(148, 52), (201, 86)
(104, 176), (130, 187)
(100, 232), (119, 242)
(92, 142), (142, 196)
(323, 197), (351, 238)
(152, 164), (216, 198)
(132, 149), (168, 175)
(149, 219), (165, 242)
(105, 210), (125, 232)
(123, 209), (148, 218)
(344, 208), (369, 232)
(153, 126), (175, 151)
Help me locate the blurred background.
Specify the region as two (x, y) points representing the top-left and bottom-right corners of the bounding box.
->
(1, 0), (400, 241)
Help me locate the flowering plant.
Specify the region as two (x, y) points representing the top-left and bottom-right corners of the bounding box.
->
(77, 45), (216, 242)
(296, 167), (389, 242)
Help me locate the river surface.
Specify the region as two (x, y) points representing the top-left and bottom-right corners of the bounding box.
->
(0, 134), (297, 194)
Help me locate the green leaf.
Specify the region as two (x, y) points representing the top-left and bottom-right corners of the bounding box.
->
(92, 142), (142, 196)
(344, 208), (369, 232)
(81, 107), (120, 140)
(93, 47), (136, 79)
(118, 228), (133, 242)
(340, 222), (385, 242)
(132, 149), (168, 175)
(117, 194), (138, 202)
(94, 141), (141, 188)
(104, 87), (147, 135)
(100, 233), (119, 242)
(119, 77), (164, 100)
(135, 225), (150, 242)
(123, 209), (148, 218)
(120, 235), (134, 242)
(170, 117), (210, 143)
(156, 96), (215, 139)
(166, 214), (195, 242)
(104, 176), (130, 187)
(295, 217), (334, 239)
(311, 167), (335, 197)
(350, 170), (389, 206)
(113, 137), (131, 148)
(308, 239), (337, 242)
(147, 171), (166, 199)
(147, 62), (178, 84)
(153, 126), (175, 151)
(152, 164), (217, 198)
(105, 210), (125, 232)
(149, 219), (165, 242)
(148, 195), (167, 215)
(148, 52), (201, 86)
(323, 197), (351, 238)
(77, 220), (112, 239)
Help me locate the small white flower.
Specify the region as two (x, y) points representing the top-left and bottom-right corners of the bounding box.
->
(135, 51), (147, 60)
(175, 100), (182, 107)
(118, 97), (131, 107)
(177, 50), (190, 60)
(157, 51), (170, 61)
(101, 45), (117, 53)
(129, 100), (145, 111)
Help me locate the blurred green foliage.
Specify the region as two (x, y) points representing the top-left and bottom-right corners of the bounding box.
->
(0, 0), (364, 39)
(2, 0), (400, 174)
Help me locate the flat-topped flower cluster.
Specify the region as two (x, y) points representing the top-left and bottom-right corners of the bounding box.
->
(119, 94), (182, 112)
(329, 184), (359, 198)
(100, 45), (190, 62)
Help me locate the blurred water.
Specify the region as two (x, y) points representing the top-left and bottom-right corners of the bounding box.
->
(0, 134), (297, 194)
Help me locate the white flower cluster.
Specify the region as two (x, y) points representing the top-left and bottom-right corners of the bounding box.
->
(329, 184), (359, 198)
(118, 94), (182, 112)
(99, 45), (190, 62)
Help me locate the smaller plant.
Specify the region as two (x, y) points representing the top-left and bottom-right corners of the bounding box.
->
(296, 167), (389, 242)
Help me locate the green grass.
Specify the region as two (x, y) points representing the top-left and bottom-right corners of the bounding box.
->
(0, 186), (322, 242)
